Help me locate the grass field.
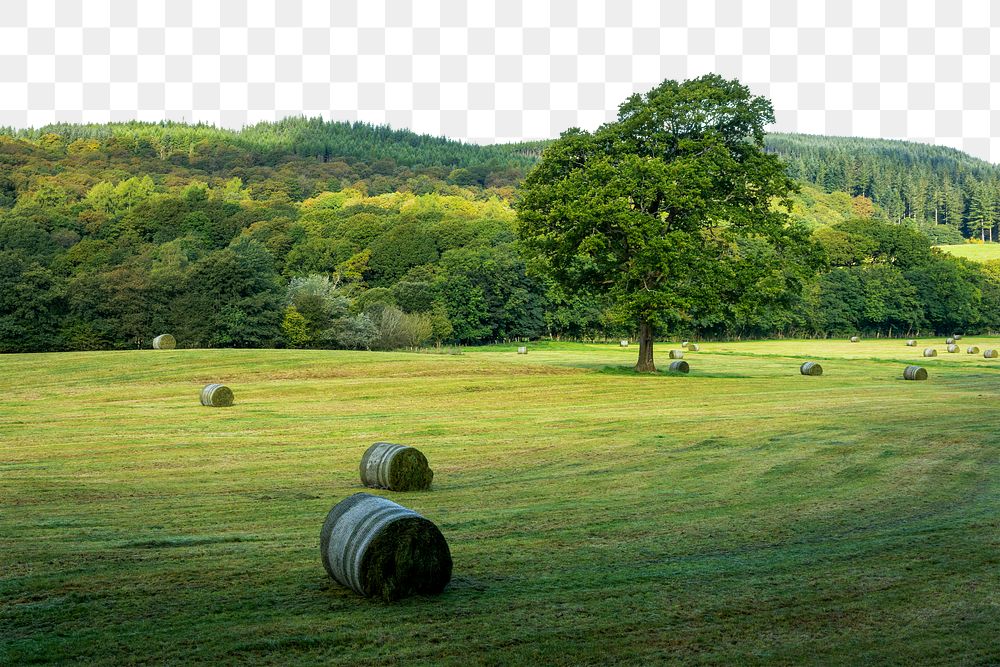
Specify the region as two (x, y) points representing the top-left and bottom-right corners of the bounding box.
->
(935, 243), (1000, 261)
(2, 340), (998, 665)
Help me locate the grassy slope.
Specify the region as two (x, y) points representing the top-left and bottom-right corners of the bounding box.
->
(1, 341), (997, 666)
(936, 244), (1000, 262)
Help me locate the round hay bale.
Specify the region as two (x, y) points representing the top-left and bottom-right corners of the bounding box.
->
(800, 361), (823, 376)
(687, 343), (700, 352)
(922, 348), (937, 357)
(984, 349), (998, 359)
(850, 336), (860, 342)
(966, 346), (980, 354)
(905, 339), (917, 346)
(945, 337), (955, 344)
(517, 346), (527, 355)
(360, 442), (434, 492)
(619, 340), (629, 347)
(152, 334), (176, 350)
(954, 334), (963, 340)
(946, 344), (959, 353)
(668, 350), (684, 359)
(200, 383), (234, 407)
(903, 365), (928, 381)
(320, 493), (452, 601)
(681, 341), (689, 348)
(667, 360), (689, 374)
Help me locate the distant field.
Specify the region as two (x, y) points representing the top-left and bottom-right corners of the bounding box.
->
(935, 243), (1000, 261)
(2, 340), (998, 665)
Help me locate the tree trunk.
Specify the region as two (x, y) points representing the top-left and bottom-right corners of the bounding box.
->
(634, 320), (656, 373)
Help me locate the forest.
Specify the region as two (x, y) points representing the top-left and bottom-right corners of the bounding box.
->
(2, 118), (1000, 353)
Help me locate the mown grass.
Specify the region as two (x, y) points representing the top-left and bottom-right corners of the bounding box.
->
(1, 340), (998, 665)
(935, 243), (1000, 261)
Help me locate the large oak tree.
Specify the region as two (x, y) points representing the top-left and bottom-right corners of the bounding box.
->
(516, 75), (815, 371)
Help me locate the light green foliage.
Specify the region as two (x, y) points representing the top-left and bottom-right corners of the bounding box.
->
(0, 342), (997, 663)
(281, 306), (311, 348)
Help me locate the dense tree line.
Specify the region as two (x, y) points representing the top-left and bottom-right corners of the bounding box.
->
(765, 133), (1000, 243)
(1, 121), (999, 353)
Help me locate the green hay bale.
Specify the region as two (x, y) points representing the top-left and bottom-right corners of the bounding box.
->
(800, 361), (823, 376)
(966, 346), (980, 354)
(667, 360), (689, 374)
(946, 344), (959, 353)
(905, 339), (917, 346)
(360, 442), (434, 492)
(668, 350), (684, 359)
(903, 365), (928, 381)
(849, 336), (860, 343)
(200, 383), (234, 407)
(923, 348), (937, 357)
(945, 337), (955, 344)
(152, 334), (176, 350)
(687, 343), (700, 352)
(517, 346), (527, 354)
(984, 349), (999, 359)
(320, 493), (452, 601)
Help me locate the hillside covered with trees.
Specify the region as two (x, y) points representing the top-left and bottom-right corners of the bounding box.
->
(2, 118), (999, 353)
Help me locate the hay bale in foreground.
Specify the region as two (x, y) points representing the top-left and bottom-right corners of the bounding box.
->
(360, 442), (434, 492)
(850, 336), (860, 343)
(903, 365), (928, 381)
(668, 350), (684, 359)
(687, 343), (700, 351)
(966, 346), (980, 354)
(200, 383), (234, 407)
(320, 493), (452, 601)
(619, 340), (629, 347)
(800, 361), (823, 376)
(946, 344), (959, 353)
(152, 334), (176, 350)
(984, 349), (999, 359)
(945, 337), (955, 344)
(667, 360), (689, 374)
(905, 339), (917, 346)
(922, 348), (937, 357)
(517, 346), (527, 354)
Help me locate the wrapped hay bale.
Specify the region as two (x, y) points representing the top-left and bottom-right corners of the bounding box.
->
(668, 350), (684, 359)
(681, 341), (689, 348)
(152, 334), (176, 350)
(922, 348), (937, 357)
(945, 337), (955, 344)
(954, 334), (963, 340)
(200, 383), (234, 407)
(984, 349), (999, 359)
(903, 365), (928, 381)
(619, 340), (629, 347)
(688, 343), (700, 351)
(800, 361), (823, 376)
(360, 442), (434, 492)
(966, 346), (980, 354)
(905, 340), (917, 346)
(667, 360), (689, 374)
(946, 344), (959, 353)
(850, 336), (860, 343)
(320, 493), (452, 601)
(517, 346), (527, 354)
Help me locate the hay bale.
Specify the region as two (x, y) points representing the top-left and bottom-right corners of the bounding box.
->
(681, 341), (689, 348)
(200, 383), (234, 407)
(966, 346), (980, 354)
(800, 361), (823, 376)
(922, 348), (937, 357)
(320, 493), (452, 601)
(668, 350), (684, 359)
(360, 442), (434, 492)
(903, 365), (928, 381)
(954, 334), (963, 340)
(905, 339), (917, 346)
(984, 349), (999, 359)
(667, 360), (689, 374)
(850, 336), (860, 343)
(152, 334), (176, 350)
(945, 337), (955, 344)
(619, 340), (629, 347)
(946, 344), (959, 353)
(517, 346), (527, 354)
(687, 343), (700, 351)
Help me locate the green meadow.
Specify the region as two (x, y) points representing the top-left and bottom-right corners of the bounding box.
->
(1, 340), (997, 665)
(935, 243), (1000, 262)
